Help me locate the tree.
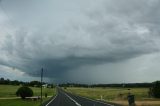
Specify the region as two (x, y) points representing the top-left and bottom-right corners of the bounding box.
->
(150, 81), (160, 98)
(16, 86), (33, 99)
(29, 81), (41, 87)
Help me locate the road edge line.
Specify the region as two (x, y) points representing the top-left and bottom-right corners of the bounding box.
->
(45, 89), (58, 106)
(67, 91), (114, 106)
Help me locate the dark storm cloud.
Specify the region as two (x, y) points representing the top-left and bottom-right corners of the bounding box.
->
(0, 0), (160, 83)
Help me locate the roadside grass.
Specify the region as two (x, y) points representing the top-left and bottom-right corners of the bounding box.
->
(65, 87), (148, 100)
(0, 85), (55, 97)
(0, 99), (41, 106)
(0, 98), (51, 106)
(0, 85), (20, 97)
(65, 87), (160, 106)
(0, 85), (56, 106)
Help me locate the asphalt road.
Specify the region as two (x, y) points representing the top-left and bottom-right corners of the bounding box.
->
(46, 87), (115, 106)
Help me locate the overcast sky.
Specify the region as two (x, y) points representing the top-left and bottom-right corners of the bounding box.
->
(0, 0), (160, 84)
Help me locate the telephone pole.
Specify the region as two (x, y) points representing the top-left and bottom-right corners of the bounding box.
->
(41, 68), (43, 105)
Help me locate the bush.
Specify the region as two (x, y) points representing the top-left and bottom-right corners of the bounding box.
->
(150, 81), (160, 98)
(16, 86), (33, 99)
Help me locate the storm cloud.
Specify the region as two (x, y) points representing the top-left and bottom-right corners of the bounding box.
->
(0, 0), (160, 83)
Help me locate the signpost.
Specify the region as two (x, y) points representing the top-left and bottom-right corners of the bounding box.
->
(128, 94), (135, 106)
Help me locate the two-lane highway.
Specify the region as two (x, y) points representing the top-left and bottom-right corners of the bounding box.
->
(46, 87), (115, 106)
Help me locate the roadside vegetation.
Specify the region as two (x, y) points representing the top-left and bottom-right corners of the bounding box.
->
(0, 99), (41, 106)
(0, 84), (55, 106)
(0, 85), (55, 97)
(16, 86), (33, 99)
(65, 87), (150, 100)
(64, 82), (160, 106)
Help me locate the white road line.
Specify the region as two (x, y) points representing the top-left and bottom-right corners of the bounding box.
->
(69, 93), (114, 106)
(45, 93), (58, 106)
(65, 93), (81, 106)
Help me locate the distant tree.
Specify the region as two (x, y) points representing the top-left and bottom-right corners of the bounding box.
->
(0, 77), (4, 81)
(11, 80), (20, 85)
(16, 86), (33, 99)
(0, 78), (5, 84)
(29, 81), (42, 87)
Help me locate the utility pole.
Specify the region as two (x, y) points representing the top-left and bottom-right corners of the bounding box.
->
(41, 68), (43, 105)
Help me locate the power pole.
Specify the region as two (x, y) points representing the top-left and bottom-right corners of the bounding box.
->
(41, 68), (43, 105)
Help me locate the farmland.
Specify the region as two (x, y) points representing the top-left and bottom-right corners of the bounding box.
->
(65, 87), (160, 106)
(0, 85), (55, 106)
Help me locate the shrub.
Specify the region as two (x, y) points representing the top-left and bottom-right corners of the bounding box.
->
(16, 86), (33, 99)
(150, 81), (160, 98)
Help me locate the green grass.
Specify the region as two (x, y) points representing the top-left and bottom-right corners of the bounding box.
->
(65, 87), (149, 101)
(0, 85), (20, 97)
(0, 85), (56, 106)
(0, 97), (52, 106)
(0, 85), (55, 97)
(65, 87), (160, 106)
(0, 99), (41, 106)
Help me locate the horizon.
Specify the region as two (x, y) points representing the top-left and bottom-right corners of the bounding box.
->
(0, 77), (157, 85)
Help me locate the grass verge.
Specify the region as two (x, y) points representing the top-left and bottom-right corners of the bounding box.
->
(0, 85), (56, 106)
(65, 87), (160, 106)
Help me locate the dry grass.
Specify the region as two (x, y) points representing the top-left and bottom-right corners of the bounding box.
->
(66, 87), (148, 100)
(111, 100), (160, 106)
(65, 87), (160, 106)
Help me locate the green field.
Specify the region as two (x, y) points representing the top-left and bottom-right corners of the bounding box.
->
(0, 99), (42, 106)
(65, 87), (160, 106)
(0, 85), (55, 97)
(65, 87), (148, 100)
(0, 85), (56, 106)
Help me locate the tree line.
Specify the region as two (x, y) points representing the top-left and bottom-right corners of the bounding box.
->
(59, 82), (153, 88)
(0, 77), (158, 88)
(0, 77), (54, 88)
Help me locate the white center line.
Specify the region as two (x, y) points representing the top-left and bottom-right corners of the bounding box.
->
(65, 93), (81, 106)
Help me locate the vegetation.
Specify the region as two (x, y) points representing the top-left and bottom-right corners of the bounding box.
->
(0, 98), (51, 106)
(0, 77), (54, 88)
(0, 85), (55, 97)
(59, 82), (153, 88)
(152, 81), (160, 98)
(1, 77), (160, 106)
(16, 86), (33, 99)
(0, 78), (24, 85)
(0, 85), (56, 106)
(0, 85), (20, 97)
(65, 87), (160, 106)
(65, 87), (149, 100)
(0, 99), (41, 106)
(149, 81), (160, 98)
